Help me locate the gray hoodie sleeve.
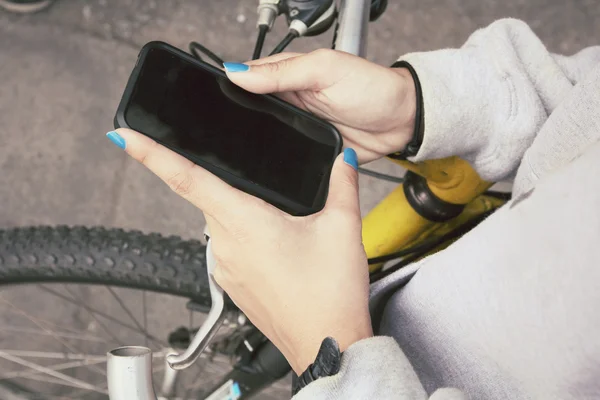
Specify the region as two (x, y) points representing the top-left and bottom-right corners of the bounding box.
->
(293, 19), (600, 400)
(292, 337), (465, 400)
(401, 18), (600, 182)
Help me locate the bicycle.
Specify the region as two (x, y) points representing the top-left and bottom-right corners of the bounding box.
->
(0, 1), (509, 399)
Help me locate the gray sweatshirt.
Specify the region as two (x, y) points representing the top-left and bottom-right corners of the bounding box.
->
(294, 19), (600, 400)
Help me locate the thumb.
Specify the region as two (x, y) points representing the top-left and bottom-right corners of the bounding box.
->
(223, 50), (340, 94)
(325, 148), (360, 214)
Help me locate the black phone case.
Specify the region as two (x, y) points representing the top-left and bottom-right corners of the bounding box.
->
(114, 41), (342, 216)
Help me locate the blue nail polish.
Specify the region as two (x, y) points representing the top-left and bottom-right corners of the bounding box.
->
(106, 131), (126, 150)
(231, 382), (241, 399)
(223, 62), (250, 73)
(343, 148), (358, 170)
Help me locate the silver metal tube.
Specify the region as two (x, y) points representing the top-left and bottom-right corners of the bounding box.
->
(159, 349), (179, 397)
(257, 0), (279, 30)
(166, 240), (227, 370)
(107, 346), (157, 400)
(107, 238), (225, 398)
(333, 0), (370, 57)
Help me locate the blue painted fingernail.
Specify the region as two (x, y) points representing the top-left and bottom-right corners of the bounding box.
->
(343, 148), (358, 170)
(223, 62), (250, 73)
(231, 382), (241, 399)
(106, 131), (126, 150)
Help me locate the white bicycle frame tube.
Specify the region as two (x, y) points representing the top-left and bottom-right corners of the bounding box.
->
(107, 347), (157, 400)
(106, 2), (371, 399)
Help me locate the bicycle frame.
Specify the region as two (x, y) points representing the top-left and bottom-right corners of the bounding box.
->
(332, 1), (504, 272)
(334, 0), (371, 56)
(362, 157), (504, 272)
(107, 1), (507, 399)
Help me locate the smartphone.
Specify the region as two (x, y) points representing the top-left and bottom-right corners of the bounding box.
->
(114, 41), (342, 216)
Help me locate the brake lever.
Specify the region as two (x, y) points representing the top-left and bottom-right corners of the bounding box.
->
(166, 236), (227, 370)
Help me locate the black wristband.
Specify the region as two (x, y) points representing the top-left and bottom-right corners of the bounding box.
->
(292, 337), (342, 396)
(388, 60), (425, 160)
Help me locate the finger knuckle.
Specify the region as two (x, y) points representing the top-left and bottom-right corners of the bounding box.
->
(311, 48), (335, 63)
(339, 174), (357, 190)
(167, 170), (196, 197)
(265, 60), (286, 74)
(139, 139), (161, 167)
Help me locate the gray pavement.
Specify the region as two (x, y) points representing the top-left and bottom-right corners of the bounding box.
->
(1, 0), (599, 234)
(2, 0), (599, 236)
(0, 0), (598, 399)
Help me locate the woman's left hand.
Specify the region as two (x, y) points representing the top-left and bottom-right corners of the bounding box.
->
(109, 128), (373, 374)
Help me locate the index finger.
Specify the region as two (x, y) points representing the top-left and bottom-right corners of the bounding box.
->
(243, 52), (302, 66)
(111, 128), (252, 220)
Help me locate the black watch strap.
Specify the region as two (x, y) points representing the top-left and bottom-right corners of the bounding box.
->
(388, 60), (425, 160)
(292, 337), (342, 396)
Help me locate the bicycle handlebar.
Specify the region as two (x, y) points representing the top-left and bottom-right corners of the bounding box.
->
(334, 0), (371, 56)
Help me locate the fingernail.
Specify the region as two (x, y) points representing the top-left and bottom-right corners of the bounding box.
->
(232, 382), (241, 398)
(223, 62), (250, 73)
(343, 148), (358, 170)
(106, 131), (126, 150)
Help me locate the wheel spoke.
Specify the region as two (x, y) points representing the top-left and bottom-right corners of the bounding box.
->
(0, 295), (107, 377)
(0, 351), (108, 394)
(181, 356), (234, 393)
(72, 383), (110, 399)
(0, 297), (92, 336)
(0, 358), (106, 380)
(0, 326), (106, 343)
(143, 290), (149, 347)
(182, 366), (221, 394)
(18, 374), (106, 393)
(38, 285), (168, 347)
(0, 350), (105, 361)
(105, 286), (149, 344)
(61, 285), (123, 345)
(0, 278), (248, 398)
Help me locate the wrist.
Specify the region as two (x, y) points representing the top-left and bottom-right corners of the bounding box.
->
(389, 61), (424, 159)
(287, 321), (373, 374)
(389, 66), (417, 152)
(292, 337), (342, 396)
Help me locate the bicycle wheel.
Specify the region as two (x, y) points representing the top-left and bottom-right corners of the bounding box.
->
(0, 226), (290, 399)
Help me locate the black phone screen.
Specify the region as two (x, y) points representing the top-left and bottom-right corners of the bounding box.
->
(123, 46), (340, 212)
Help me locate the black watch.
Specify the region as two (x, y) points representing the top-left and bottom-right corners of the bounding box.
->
(292, 337), (342, 396)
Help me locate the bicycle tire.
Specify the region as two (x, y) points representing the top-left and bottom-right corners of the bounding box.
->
(0, 226), (290, 399)
(0, 226), (213, 304)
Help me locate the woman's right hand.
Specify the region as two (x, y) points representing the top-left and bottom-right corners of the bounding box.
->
(223, 49), (417, 164)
